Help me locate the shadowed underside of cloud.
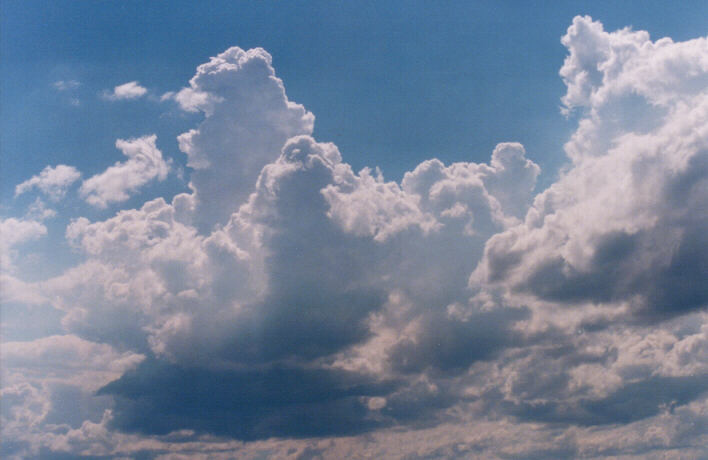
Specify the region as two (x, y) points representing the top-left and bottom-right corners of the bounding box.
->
(473, 16), (708, 325)
(99, 360), (398, 440)
(3, 15), (708, 460)
(508, 374), (708, 426)
(515, 227), (708, 319)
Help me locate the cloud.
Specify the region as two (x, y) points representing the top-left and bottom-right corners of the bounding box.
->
(102, 81), (148, 100)
(45, 124), (538, 443)
(2, 334), (145, 391)
(1, 335), (144, 460)
(4, 17), (708, 460)
(100, 359), (394, 440)
(0, 217), (47, 272)
(24, 198), (56, 221)
(171, 46), (315, 230)
(79, 135), (170, 208)
(15, 164), (81, 201)
(0, 217), (47, 250)
(52, 80), (80, 91)
(473, 16), (708, 322)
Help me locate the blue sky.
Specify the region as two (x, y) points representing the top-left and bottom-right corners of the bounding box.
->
(4, 1), (707, 194)
(2, 2), (708, 459)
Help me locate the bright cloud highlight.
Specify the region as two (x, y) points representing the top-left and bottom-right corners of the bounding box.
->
(79, 135), (170, 208)
(103, 81), (148, 101)
(15, 165), (81, 201)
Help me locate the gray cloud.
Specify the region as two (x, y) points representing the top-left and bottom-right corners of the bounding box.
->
(100, 359), (397, 440)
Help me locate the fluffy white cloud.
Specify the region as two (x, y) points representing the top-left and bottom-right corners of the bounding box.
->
(0, 217), (47, 250)
(3, 17), (708, 460)
(0, 215), (50, 308)
(102, 81), (147, 100)
(79, 135), (170, 208)
(0, 217), (47, 273)
(473, 16), (708, 323)
(171, 46), (315, 230)
(323, 142), (539, 243)
(15, 165), (81, 200)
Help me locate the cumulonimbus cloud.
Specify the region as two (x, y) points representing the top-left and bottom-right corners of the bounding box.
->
(3, 16), (708, 460)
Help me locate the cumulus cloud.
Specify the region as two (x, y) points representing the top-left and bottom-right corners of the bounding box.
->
(15, 164), (81, 200)
(0, 217), (47, 250)
(0, 215), (51, 305)
(3, 17), (708, 460)
(171, 46), (315, 230)
(102, 81), (148, 100)
(79, 135), (170, 208)
(0, 217), (47, 272)
(473, 15), (708, 323)
(2, 334), (144, 390)
(1, 335), (144, 460)
(40, 105), (539, 444)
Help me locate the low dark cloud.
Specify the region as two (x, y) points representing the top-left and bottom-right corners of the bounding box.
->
(509, 374), (708, 426)
(100, 359), (398, 440)
(388, 308), (527, 375)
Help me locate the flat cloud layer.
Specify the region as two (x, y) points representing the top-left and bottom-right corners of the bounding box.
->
(2, 16), (707, 460)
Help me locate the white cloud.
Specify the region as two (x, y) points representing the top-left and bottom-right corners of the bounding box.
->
(2, 335), (145, 390)
(25, 198), (56, 221)
(102, 81), (148, 100)
(0, 217), (47, 271)
(79, 135), (170, 208)
(4, 17), (708, 460)
(0, 217), (47, 249)
(15, 164), (81, 200)
(172, 46), (315, 230)
(0, 273), (47, 305)
(473, 16), (708, 323)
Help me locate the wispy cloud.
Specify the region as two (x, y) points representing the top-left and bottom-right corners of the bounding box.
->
(52, 79), (80, 91)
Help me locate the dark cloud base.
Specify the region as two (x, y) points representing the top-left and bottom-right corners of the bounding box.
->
(508, 374), (708, 426)
(100, 359), (398, 440)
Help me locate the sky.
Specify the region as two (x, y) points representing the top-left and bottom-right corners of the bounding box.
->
(1, 1), (708, 459)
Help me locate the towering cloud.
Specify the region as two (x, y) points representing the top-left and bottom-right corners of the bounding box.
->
(473, 16), (708, 322)
(171, 47), (315, 230)
(2, 17), (707, 460)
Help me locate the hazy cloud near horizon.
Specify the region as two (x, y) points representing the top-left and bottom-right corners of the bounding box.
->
(2, 16), (708, 460)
